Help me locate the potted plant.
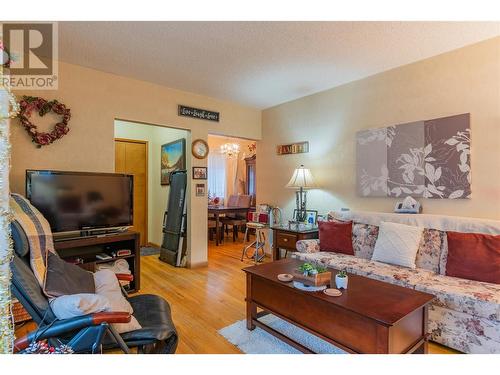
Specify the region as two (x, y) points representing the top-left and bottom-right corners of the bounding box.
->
(293, 262), (331, 287)
(335, 269), (348, 289)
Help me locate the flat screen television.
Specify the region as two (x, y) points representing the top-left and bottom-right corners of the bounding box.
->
(26, 170), (133, 233)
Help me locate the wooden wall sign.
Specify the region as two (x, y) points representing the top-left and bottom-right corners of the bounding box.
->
(178, 105), (219, 122)
(277, 141), (309, 155)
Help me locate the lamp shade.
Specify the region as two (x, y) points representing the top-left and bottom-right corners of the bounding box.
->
(285, 165), (316, 189)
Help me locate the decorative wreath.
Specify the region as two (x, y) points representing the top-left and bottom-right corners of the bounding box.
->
(18, 96), (71, 147)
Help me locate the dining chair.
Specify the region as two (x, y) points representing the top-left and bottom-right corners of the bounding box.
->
(221, 194), (251, 241)
(227, 194), (239, 207)
(236, 195), (252, 209)
(208, 220), (224, 242)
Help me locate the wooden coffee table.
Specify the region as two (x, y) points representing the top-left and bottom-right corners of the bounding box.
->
(243, 259), (435, 354)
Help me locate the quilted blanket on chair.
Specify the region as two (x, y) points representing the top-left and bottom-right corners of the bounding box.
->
(10, 193), (95, 297)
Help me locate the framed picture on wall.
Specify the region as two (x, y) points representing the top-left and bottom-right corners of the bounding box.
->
(195, 183), (206, 197)
(192, 166), (207, 180)
(161, 138), (186, 185)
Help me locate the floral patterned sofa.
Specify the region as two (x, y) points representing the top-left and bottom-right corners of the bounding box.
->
(293, 211), (500, 354)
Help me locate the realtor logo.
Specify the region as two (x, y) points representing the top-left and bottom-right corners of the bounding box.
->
(1, 22), (58, 90)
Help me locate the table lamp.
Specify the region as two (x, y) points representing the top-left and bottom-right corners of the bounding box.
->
(285, 165), (316, 222)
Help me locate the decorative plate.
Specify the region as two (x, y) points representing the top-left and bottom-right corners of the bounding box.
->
(277, 273), (293, 282)
(323, 288), (342, 297)
(292, 281), (327, 292)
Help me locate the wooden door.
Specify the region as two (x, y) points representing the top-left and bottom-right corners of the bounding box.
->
(115, 139), (148, 245)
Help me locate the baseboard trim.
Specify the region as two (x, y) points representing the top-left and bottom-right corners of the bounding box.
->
(146, 242), (161, 248)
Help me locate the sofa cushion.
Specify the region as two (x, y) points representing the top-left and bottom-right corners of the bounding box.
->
(352, 223), (379, 259)
(351, 223), (443, 273)
(318, 221), (354, 255)
(415, 228), (444, 274)
(294, 251), (435, 290)
(415, 273), (500, 321)
(296, 239), (320, 254)
(445, 231), (500, 284)
(372, 222), (424, 269)
(294, 251), (500, 321)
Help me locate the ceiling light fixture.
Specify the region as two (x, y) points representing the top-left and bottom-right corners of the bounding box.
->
(220, 143), (240, 158)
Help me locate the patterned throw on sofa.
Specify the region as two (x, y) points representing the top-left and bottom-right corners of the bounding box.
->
(294, 211), (500, 354)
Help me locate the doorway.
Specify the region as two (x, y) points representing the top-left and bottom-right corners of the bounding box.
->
(115, 138), (148, 245)
(114, 119), (190, 253)
(207, 134), (257, 206)
(206, 134), (258, 257)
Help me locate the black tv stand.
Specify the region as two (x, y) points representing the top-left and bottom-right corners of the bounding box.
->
(53, 231), (140, 293)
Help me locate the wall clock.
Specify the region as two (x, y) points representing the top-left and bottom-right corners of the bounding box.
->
(191, 139), (209, 159)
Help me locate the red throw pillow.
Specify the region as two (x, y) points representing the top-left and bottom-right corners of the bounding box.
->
(446, 231), (500, 284)
(318, 221), (354, 255)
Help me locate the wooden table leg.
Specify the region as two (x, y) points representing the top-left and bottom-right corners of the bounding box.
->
(272, 229), (280, 261)
(418, 305), (429, 354)
(246, 274), (256, 330)
(215, 212), (220, 246)
(411, 341), (428, 354)
(408, 305), (429, 354)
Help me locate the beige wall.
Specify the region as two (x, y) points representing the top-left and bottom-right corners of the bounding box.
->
(10, 61), (262, 267)
(259, 37), (500, 221)
(115, 120), (189, 246)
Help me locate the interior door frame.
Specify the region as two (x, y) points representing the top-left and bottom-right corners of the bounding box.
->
(115, 137), (149, 245)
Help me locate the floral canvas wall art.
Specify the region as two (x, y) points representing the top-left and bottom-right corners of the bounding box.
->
(356, 113), (470, 199)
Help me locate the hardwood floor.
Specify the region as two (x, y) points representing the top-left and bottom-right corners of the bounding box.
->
(138, 237), (265, 353)
(15, 235), (458, 354)
(140, 237), (458, 354)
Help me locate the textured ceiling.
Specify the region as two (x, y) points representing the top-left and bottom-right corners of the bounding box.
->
(59, 21), (500, 109)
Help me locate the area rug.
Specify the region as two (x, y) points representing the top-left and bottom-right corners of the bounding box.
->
(218, 314), (346, 354)
(140, 246), (160, 256)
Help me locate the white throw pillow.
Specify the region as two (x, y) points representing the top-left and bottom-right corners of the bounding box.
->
(371, 221), (424, 269)
(93, 269), (142, 333)
(50, 293), (110, 320)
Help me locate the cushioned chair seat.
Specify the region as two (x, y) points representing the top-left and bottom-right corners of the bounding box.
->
(246, 222), (265, 229)
(122, 294), (177, 342)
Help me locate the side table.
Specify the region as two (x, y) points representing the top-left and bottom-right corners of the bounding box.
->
(271, 225), (319, 261)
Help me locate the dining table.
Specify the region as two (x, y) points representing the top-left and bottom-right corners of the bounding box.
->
(208, 205), (251, 246)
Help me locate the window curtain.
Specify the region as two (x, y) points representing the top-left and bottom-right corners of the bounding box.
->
(208, 152), (226, 202)
(208, 145), (249, 204)
(225, 156), (238, 203)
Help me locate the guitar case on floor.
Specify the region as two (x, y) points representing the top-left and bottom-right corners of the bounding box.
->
(159, 170), (187, 267)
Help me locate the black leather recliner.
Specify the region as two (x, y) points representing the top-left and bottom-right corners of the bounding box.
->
(10, 220), (178, 354)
